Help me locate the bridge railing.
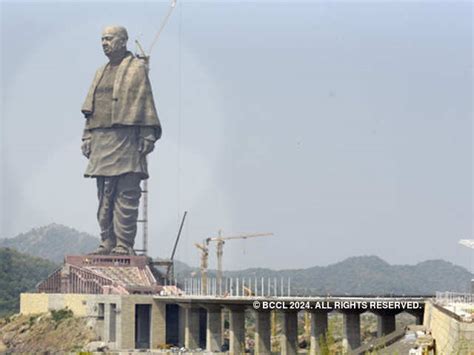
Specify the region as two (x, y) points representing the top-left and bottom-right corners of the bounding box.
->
(435, 291), (474, 306)
(183, 276), (293, 297)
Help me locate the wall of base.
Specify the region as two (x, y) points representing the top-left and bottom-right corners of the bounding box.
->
(20, 293), (165, 351)
(423, 300), (474, 354)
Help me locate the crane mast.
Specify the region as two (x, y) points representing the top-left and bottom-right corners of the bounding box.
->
(195, 230), (273, 295)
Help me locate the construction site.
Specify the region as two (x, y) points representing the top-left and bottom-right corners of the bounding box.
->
(17, 203), (474, 354)
(18, 170), (474, 354)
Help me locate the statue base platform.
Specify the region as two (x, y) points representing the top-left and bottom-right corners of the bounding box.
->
(37, 254), (166, 295)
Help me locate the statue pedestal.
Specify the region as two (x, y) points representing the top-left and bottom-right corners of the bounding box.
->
(37, 254), (164, 295)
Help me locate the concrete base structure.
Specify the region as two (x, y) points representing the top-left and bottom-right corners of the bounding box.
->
(254, 311), (272, 354)
(203, 305), (222, 352)
(181, 305), (201, 350)
(424, 300), (474, 354)
(342, 311), (361, 351)
(228, 306), (246, 354)
(21, 293), (166, 350)
(280, 311), (298, 355)
(376, 312), (396, 337)
(20, 293), (429, 353)
(309, 310), (329, 354)
(408, 309), (424, 325)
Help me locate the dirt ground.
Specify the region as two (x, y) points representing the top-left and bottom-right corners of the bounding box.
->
(0, 311), (98, 353)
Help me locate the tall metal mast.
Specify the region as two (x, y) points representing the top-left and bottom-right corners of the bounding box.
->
(134, 0), (178, 256)
(136, 179), (149, 255)
(142, 179), (148, 255)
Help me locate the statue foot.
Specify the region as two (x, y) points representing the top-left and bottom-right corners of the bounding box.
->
(111, 245), (135, 256)
(90, 244), (113, 255)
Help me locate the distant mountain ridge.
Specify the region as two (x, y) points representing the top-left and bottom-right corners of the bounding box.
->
(218, 255), (472, 295)
(1, 224), (472, 296)
(0, 224), (99, 263)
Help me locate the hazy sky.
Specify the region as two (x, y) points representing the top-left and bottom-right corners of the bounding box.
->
(1, 1), (472, 272)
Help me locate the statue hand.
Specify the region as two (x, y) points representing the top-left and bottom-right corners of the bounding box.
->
(81, 139), (91, 158)
(139, 138), (155, 155)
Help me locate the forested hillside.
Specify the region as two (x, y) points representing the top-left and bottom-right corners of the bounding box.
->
(0, 248), (57, 317)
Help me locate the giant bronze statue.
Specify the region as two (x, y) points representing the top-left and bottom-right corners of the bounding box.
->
(81, 25), (161, 255)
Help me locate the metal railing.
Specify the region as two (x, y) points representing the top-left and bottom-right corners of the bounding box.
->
(183, 276), (292, 297)
(435, 291), (474, 305)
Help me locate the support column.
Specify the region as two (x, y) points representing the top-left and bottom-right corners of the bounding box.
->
(280, 311), (298, 355)
(203, 305), (222, 352)
(120, 298), (135, 349)
(221, 309), (229, 347)
(228, 306), (246, 355)
(342, 311), (361, 351)
(254, 310), (271, 354)
(415, 312), (423, 325)
(178, 306), (186, 347)
(104, 302), (111, 344)
(180, 305), (201, 350)
(151, 301), (166, 348)
(408, 309), (424, 325)
(309, 310), (329, 355)
(376, 313), (396, 337)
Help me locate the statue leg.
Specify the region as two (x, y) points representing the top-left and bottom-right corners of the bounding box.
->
(92, 176), (118, 254)
(111, 173), (141, 255)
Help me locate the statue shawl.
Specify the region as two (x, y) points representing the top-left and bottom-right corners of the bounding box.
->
(82, 52), (162, 139)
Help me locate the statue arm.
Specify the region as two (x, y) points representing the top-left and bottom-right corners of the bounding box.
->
(81, 128), (92, 158)
(140, 126), (157, 142)
(138, 126), (156, 155)
(82, 129), (92, 141)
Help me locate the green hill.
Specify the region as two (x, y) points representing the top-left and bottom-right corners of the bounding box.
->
(188, 255), (472, 295)
(1, 225), (471, 296)
(0, 248), (57, 317)
(0, 224), (99, 263)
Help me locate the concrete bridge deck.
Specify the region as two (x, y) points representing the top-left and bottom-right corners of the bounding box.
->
(155, 294), (426, 353)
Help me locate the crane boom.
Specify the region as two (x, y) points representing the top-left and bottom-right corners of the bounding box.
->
(211, 231), (273, 294)
(194, 230), (274, 296)
(206, 232), (273, 243)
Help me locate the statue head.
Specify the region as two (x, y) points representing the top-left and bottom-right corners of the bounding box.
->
(101, 25), (128, 58)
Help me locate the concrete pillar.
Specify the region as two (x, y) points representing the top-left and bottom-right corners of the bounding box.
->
(309, 310), (329, 355)
(406, 307), (425, 325)
(228, 306), (246, 355)
(409, 309), (424, 325)
(376, 313), (396, 337)
(203, 305), (222, 352)
(103, 302), (111, 344)
(120, 298), (135, 349)
(181, 305), (201, 350)
(178, 305), (186, 347)
(151, 301), (166, 348)
(254, 311), (271, 354)
(415, 312), (423, 325)
(221, 309), (228, 346)
(342, 312), (361, 351)
(280, 311), (298, 355)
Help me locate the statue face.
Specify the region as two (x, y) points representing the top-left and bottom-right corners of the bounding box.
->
(101, 28), (125, 57)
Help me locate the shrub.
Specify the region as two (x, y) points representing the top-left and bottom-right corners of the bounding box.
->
(50, 308), (73, 324)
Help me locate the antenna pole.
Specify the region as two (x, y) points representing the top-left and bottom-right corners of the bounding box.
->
(141, 179), (148, 255)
